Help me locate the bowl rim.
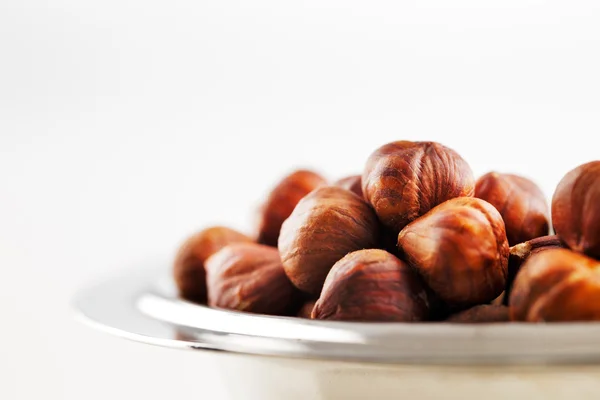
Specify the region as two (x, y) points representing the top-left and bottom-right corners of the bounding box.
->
(73, 265), (600, 365)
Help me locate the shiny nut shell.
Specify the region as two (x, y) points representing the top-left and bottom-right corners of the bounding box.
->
(398, 197), (509, 308)
(333, 175), (363, 198)
(362, 141), (475, 233)
(278, 186), (380, 295)
(445, 305), (510, 323)
(312, 249), (431, 322)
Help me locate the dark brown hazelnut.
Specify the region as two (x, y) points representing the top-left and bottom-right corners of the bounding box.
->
(205, 243), (297, 315)
(278, 186), (380, 295)
(552, 161), (600, 259)
(510, 248), (600, 322)
(312, 249), (431, 322)
(445, 305), (509, 323)
(362, 141), (475, 233)
(475, 172), (549, 246)
(256, 169), (327, 247)
(296, 300), (316, 319)
(504, 235), (566, 305)
(333, 175), (363, 198)
(397, 197), (509, 308)
(173, 227), (253, 303)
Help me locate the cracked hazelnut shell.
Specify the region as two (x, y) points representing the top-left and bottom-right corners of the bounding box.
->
(205, 243), (297, 315)
(312, 249), (431, 322)
(256, 169), (327, 247)
(475, 172), (549, 246)
(398, 197), (509, 308)
(362, 141), (475, 233)
(552, 161), (600, 259)
(278, 186), (380, 295)
(510, 248), (600, 322)
(173, 226), (253, 303)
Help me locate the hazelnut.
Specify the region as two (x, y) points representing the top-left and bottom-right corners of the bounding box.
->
(504, 235), (565, 305)
(312, 249), (431, 322)
(397, 197), (509, 308)
(296, 300), (316, 319)
(173, 226), (253, 303)
(475, 172), (549, 246)
(552, 161), (600, 259)
(256, 169), (327, 247)
(445, 304), (509, 323)
(205, 243), (297, 315)
(362, 141), (474, 233)
(333, 175), (363, 198)
(278, 186), (380, 295)
(510, 248), (600, 322)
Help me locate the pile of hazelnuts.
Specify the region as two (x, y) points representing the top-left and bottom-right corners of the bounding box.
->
(173, 141), (600, 323)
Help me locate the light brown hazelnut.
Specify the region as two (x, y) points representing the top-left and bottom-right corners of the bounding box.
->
(510, 248), (600, 322)
(362, 141), (475, 233)
(504, 235), (566, 305)
(205, 243), (297, 315)
(333, 175), (363, 198)
(312, 249), (431, 322)
(296, 300), (317, 319)
(397, 197), (509, 308)
(475, 172), (549, 246)
(552, 161), (600, 259)
(445, 304), (509, 323)
(173, 227), (253, 303)
(256, 169), (327, 247)
(278, 186), (380, 295)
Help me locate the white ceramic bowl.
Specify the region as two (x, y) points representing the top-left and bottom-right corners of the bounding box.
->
(73, 266), (600, 400)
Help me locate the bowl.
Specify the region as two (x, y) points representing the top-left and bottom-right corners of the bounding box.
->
(73, 264), (600, 400)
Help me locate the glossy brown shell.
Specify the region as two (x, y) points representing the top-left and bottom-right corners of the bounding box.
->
(475, 172), (549, 246)
(173, 227), (253, 303)
(256, 170), (327, 247)
(510, 248), (600, 322)
(445, 304), (510, 323)
(552, 161), (600, 259)
(205, 243), (297, 315)
(362, 141), (474, 233)
(278, 186), (380, 295)
(296, 300), (317, 319)
(312, 249), (431, 322)
(398, 197), (509, 308)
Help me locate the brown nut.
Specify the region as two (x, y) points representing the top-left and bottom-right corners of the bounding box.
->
(173, 227), (253, 303)
(312, 249), (431, 322)
(552, 161), (600, 259)
(510, 248), (600, 322)
(475, 172), (549, 246)
(205, 243), (297, 315)
(445, 305), (509, 323)
(504, 235), (566, 305)
(256, 169), (327, 247)
(297, 300), (317, 319)
(333, 175), (363, 198)
(362, 141), (475, 233)
(278, 186), (380, 295)
(398, 197), (509, 308)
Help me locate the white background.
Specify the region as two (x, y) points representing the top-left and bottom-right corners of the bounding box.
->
(2, 1), (600, 398)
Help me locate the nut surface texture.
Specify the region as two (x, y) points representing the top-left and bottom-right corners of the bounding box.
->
(279, 186), (380, 295)
(312, 249), (431, 322)
(510, 248), (600, 322)
(297, 300), (317, 319)
(475, 172), (549, 245)
(256, 169), (327, 247)
(446, 304), (510, 323)
(398, 197), (509, 308)
(206, 243), (297, 315)
(362, 141), (475, 233)
(173, 227), (253, 303)
(552, 161), (600, 259)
